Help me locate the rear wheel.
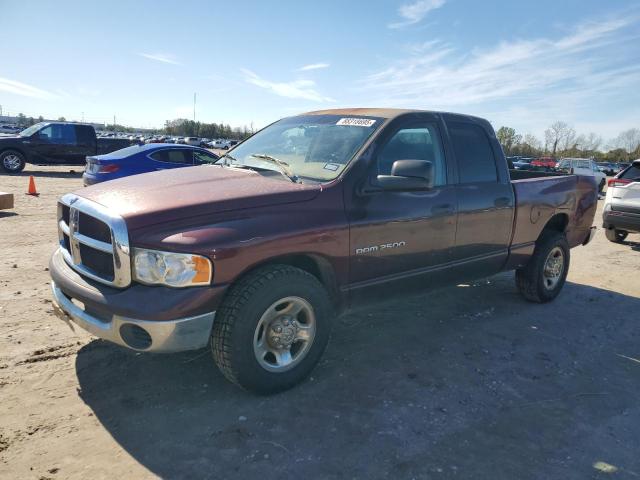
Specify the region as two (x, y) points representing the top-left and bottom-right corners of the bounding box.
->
(211, 265), (333, 394)
(516, 232), (570, 303)
(0, 150), (26, 173)
(605, 228), (628, 243)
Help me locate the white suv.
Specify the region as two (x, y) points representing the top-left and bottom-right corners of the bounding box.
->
(603, 159), (640, 243)
(557, 158), (607, 193)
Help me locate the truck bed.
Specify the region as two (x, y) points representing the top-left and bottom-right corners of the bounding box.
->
(507, 171), (598, 269)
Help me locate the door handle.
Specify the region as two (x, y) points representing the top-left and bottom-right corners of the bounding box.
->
(495, 197), (511, 208)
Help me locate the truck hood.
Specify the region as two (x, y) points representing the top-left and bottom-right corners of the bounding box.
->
(76, 165), (321, 230)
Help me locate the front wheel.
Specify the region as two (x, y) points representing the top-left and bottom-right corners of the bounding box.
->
(0, 150), (26, 173)
(605, 228), (628, 243)
(211, 265), (333, 394)
(516, 232), (570, 303)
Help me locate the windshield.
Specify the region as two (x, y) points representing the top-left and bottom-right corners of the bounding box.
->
(217, 114), (383, 182)
(19, 122), (48, 137)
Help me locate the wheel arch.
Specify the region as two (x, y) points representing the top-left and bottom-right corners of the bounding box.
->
(234, 253), (341, 307)
(537, 213), (569, 243)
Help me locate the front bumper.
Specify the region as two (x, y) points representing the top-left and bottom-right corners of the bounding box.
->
(52, 281), (215, 352)
(603, 210), (640, 233)
(49, 247), (225, 352)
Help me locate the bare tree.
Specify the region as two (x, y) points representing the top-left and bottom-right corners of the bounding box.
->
(615, 128), (640, 154)
(544, 121), (573, 156)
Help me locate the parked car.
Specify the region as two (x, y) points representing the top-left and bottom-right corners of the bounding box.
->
(49, 108), (597, 394)
(184, 137), (201, 146)
(512, 157), (535, 170)
(556, 158), (607, 192)
(210, 139), (230, 149)
(602, 159), (640, 243)
(0, 122), (133, 173)
(83, 143), (219, 185)
(597, 162), (618, 175)
(531, 156), (557, 169)
(0, 124), (22, 134)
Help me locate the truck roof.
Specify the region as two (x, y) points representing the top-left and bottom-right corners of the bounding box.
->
(302, 107), (488, 124)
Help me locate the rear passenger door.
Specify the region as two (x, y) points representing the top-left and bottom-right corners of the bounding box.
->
(446, 120), (514, 274)
(148, 149), (194, 170)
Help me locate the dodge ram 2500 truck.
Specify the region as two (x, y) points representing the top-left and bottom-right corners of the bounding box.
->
(49, 108), (597, 393)
(0, 122), (132, 173)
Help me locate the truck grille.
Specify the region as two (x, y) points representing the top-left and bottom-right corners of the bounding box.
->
(57, 193), (131, 288)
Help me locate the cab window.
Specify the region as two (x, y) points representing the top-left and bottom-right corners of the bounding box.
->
(38, 124), (77, 144)
(375, 124), (446, 186)
(448, 122), (498, 183)
(150, 149), (192, 164)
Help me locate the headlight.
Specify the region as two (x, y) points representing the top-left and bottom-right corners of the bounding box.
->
(132, 248), (212, 287)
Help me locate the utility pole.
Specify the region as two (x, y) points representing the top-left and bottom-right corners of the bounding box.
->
(193, 93), (196, 122)
(81, 112), (85, 122)
(113, 115), (116, 127)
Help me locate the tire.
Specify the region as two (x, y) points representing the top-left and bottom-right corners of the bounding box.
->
(598, 179), (605, 193)
(605, 228), (628, 243)
(0, 150), (26, 173)
(516, 232), (570, 303)
(211, 264), (333, 394)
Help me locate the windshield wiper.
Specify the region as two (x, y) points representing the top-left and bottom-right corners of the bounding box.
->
(250, 154), (300, 183)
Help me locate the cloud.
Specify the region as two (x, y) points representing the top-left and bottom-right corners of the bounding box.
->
(362, 15), (640, 111)
(241, 69), (334, 102)
(298, 63), (330, 71)
(389, 0), (446, 29)
(138, 52), (180, 65)
(0, 77), (58, 99)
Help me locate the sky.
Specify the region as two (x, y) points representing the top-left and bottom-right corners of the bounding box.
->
(1, 0), (639, 141)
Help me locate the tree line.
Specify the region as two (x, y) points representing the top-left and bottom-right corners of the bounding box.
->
(496, 122), (640, 162)
(12, 113), (252, 140)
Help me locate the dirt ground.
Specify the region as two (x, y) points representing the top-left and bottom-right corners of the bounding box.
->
(1, 165), (639, 480)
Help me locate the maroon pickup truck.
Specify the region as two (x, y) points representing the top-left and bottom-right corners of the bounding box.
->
(50, 109), (597, 393)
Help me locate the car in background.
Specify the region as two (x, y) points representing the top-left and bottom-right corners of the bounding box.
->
(556, 158), (607, 193)
(603, 160), (640, 243)
(82, 143), (219, 185)
(531, 156), (557, 169)
(512, 157), (535, 170)
(184, 137), (201, 146)
(0, 124), (22, 134)
(0, 122), (134, 173)
(598, 162), (624, 176)
(210, 139), (231, 149)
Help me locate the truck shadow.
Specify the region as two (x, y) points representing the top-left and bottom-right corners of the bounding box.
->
(75, 276), (640, 479)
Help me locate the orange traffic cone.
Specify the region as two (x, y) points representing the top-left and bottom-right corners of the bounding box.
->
(26, 176), (39, 196)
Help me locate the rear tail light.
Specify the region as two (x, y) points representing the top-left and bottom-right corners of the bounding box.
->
(98, 164), (120, 173)
(608, 178), (631, 187)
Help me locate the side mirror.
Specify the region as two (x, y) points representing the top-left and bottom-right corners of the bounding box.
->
(376, 159), (433, 191)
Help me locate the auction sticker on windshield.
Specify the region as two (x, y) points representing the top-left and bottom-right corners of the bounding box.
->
(336, 118), (376, 127)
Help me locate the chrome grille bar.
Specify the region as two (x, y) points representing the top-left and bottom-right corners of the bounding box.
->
(57, 193), (131, 288)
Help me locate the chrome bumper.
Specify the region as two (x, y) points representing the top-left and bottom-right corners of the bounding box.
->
(51, 281), (215, 352)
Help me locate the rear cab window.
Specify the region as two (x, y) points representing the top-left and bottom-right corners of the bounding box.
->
(448, 122), (498, 183)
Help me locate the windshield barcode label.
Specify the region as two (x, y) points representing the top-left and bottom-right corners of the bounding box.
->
(336, 118), (376, 127)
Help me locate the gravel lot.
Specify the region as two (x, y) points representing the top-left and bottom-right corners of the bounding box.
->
(1, 165), (639, 479)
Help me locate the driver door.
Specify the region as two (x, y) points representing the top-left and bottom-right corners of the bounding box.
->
(346, 117), (457, 286)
